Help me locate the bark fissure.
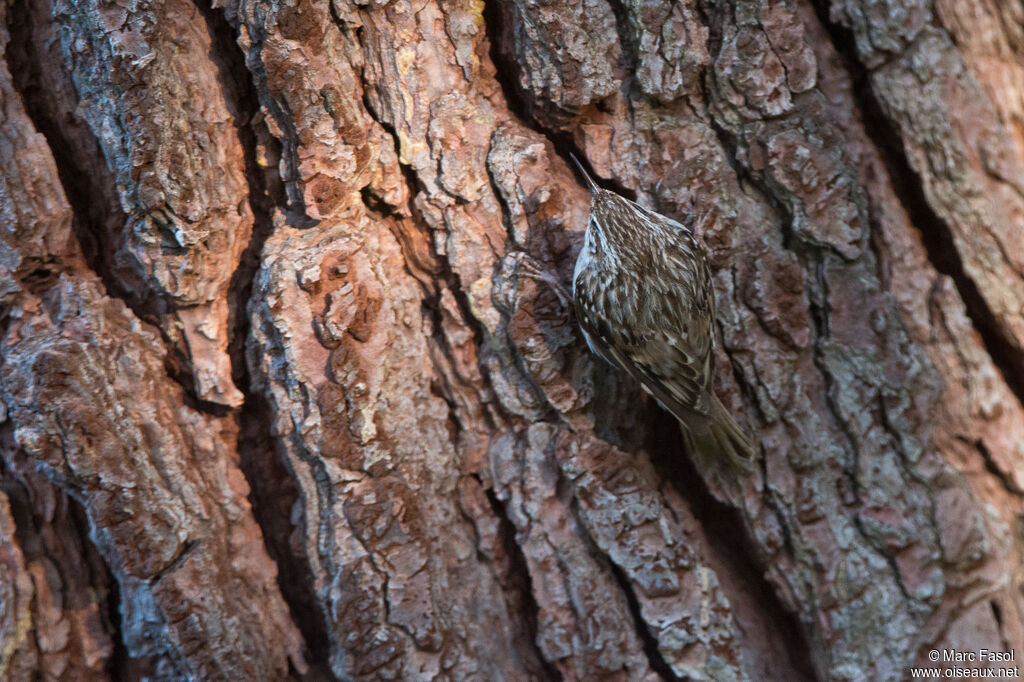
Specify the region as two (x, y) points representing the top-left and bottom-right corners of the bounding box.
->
(92, 505), (150, 681)
(809, 0), (1024, 407)
(346, 26), (516, 438)
(703, 80), (928, 662)
(606, 559), (681, 682)
(554, 474), (677, 682)
(876, 393), (949, 558)
(645, 409), (819, 682)
(101, 553), (132, 679)
(483, 483), (564, 682)
(603, 0), (640, 95)
(808, 269), (860, 494)
(0, 455), (140, 679)
(193, 3), (334, 674)
(479, 0), (546, 133)
(5, 0), (115, 298)
(702, 24), (920, 674)
(989, 600), (1012, 653)
(480, 0), (639, 201)
(972, 437), (1024, 497)
(149, 539), (200, 585)
(701, 15), (926, 630)
(5, 0), (244, 420)
(808, 256), (924, 604)
(227, 17), (316, 229)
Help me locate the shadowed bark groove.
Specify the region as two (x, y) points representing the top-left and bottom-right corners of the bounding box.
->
(193, 1), (334, 675)
(481, 483), (564, 682)
(5, 0), (128, 310)
(606, 558), (683, 682)
(809, 0), (1024, 407)
(3, 0), (1024, 679)
(645, 410), (818, 681)
(0, 455), (121, 680)
(1, 0), (306, 676)
(480, 0), (640, 203)
(6, 0), (239, 415)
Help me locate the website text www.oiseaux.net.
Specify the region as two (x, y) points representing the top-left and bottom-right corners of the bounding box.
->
(908, 649), (1017, 679)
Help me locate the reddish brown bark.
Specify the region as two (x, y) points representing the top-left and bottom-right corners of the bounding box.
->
(1, 0), (1022, 679)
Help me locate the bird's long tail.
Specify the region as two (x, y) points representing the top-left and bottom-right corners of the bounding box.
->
(682, 394), (756, 474)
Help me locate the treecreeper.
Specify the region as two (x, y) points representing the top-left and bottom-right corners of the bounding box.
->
(570, 156), (756, 474)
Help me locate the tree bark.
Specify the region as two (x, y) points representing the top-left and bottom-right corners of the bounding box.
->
(1, 0), (1022, 679)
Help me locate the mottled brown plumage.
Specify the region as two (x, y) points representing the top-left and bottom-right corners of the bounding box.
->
(570, 158), (755, 473)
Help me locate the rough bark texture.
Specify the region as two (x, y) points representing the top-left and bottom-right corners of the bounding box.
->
(1, 0), (1022, 679)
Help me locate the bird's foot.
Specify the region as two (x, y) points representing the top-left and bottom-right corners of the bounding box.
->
(515, 255), (571, 308)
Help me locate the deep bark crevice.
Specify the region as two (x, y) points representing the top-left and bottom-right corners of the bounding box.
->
(5, 0), (123, 304)
(478, 1), (556, 133)
(605, 559), (681, 682)
(700, 7), (925, 645)
(480, 0), (638, 201)
(971, 437), (1024, 497)
(74, 506), (141, 681)
(421, 278), (506, 431)
(482, 482), (564, 682)
(0, 455), (150, 679)
(236, 395), (336, 680)
(555, 462), (679, 681)
(193, 2), (335, 676)
(645, 408), (819, 682)
(65, 488), (165, 681)
(5, 0), (238, 420)
(603, 0), (640, 90)
(808, 0), (1024, 407)
(102, 540), (133, 680)
(220, 10), (316, 229)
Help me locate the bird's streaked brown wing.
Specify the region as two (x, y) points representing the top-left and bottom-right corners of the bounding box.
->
(574, 252), (715, 418)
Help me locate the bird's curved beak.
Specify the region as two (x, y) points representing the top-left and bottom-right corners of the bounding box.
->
(569, 153), (599, 194)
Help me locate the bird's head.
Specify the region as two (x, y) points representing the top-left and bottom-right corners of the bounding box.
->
(570, 155), (671, 254)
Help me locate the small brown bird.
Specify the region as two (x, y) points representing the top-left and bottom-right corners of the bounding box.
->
(570, 157), (755, 473)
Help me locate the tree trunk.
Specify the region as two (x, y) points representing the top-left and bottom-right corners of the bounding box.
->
(1, 0), (1022, 679)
